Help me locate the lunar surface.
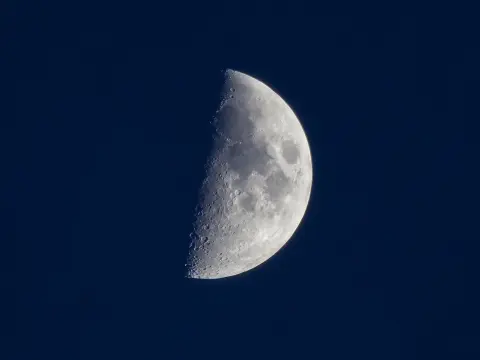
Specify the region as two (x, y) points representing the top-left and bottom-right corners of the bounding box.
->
(186, 69), (313, 279)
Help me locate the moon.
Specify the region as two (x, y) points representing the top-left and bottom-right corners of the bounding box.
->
(185, 69), (313, 279)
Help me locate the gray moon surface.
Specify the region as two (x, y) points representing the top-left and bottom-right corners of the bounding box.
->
(185, 69), (313, 279)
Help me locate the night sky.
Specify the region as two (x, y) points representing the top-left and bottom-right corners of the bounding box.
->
(3, 3), (476, 359)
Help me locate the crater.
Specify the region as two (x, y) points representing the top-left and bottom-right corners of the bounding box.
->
(229, 83), (252, 105)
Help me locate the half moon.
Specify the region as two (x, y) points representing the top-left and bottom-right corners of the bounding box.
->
(186, 69), (313, 279)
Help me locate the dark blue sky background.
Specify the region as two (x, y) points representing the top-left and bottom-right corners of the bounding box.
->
(2, 2), (476, 359)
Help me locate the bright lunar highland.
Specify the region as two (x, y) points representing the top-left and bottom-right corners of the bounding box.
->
(186, 69), (313, 279)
